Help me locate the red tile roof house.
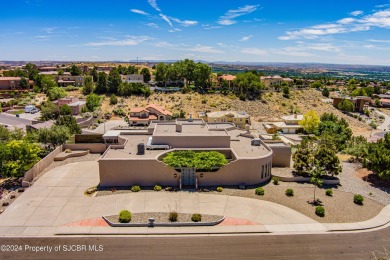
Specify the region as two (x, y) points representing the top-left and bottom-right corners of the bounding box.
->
(52, 97), (86, 115)
(0, 77), (34, 90)
(128, 104), (172, 126)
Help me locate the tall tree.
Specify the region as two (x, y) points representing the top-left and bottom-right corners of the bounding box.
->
(299, 110), (320, 134)
(55, 115), (81, 135)
(40, 101), (60, 121)
(90, 66), (98, 82)
(95, 72), (108, 94)
(82, 76), (94, 95)
(108, 68), (121, 94)
(69, 64), (82, 76)
(86, 93), (100, 111)
(155, 63), (169, 87)
(140, 68), (151, 83)
(194, 63), (211, 88)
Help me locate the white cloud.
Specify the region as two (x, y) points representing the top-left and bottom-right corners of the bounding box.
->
(169, 17), (198, 27)
(367, 39), (390, 43)
(351, 10), (363, 16)
(84, 36), (152, 47)
(279, 8), (390, 40)
(145, 22), (159, 28)
(154, 41), (175, 48)
(239, 35), (253, 41)
(147, 0), (161, 12)
(130, 9), (149, 16)
(241, 48), (267, 55)
(185, 44), (224, 53)
(218, 5), (259, 25)
(168, 28), (181, 33)
(204, 26), (222, 30)
(159, 14), (173, 27)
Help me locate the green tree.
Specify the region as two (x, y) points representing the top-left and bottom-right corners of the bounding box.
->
(108, 68), (121, 94)
(365, 133), (390, 179)
(37, 125), (70, 149)
(95, 72), (108, 94)
(127, 65), (138, 74)
(322, 87), (330, 97)
(315, 145), (341, 176)
(233, 72), (263, 100)
(60, 104), (72, 115)
(155, 63), (169, 87)
(338, 99), (354, 112)
(293, 138), (314, 175)
(86, 93), (100, 111)
(299, 110), (320, 134)
(69, 64), (82, 76)
(19, 77), (29, 89)
(47, 87), (66, 101)
(0, 125), (10, 142)
(90, 66), (98, 82)
(40, 75), (58, 93)
(55, 115), (81, 134)
(282, 85), (290, 98)
(194, 63), (211, 88)
(40, 101), (60, 121)
(82, 76), (94, 95)
(110, 94), (118, 105)
(25, 63), (39, 80)
(310, 165), (324, 204)
(140, 68), (151, 83)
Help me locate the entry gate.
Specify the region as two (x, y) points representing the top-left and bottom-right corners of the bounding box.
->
(181, 168), (196, 186)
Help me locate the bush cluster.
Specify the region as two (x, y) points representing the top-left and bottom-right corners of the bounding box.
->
(325, 189), (333, 196)
(315, 206), (325, 217)
(191, 214), (202, 222)
(285, 188), (294, 197)
(272, 176), (280, 185)
(354, 194), (364, 205)
(255, 187), (264, 196)
(119, 210), (132, 223)
(131, 185), (141, 192)
(169, 212), (178, 222)
(154, 185), (162, 191)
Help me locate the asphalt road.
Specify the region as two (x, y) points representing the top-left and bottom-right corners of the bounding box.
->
(0, 227), (390, 260)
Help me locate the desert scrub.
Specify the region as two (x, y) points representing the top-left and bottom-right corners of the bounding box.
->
(255, 187), (264, 196)
(131, 185), (141, 192)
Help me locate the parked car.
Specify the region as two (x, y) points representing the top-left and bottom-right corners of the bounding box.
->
(30, 108), (40, 114)
(24, 105), (36, 113)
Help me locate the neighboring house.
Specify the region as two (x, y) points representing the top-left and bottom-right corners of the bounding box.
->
(52, 97), (86, 115)
(57, 75), (85, 87)
(260, 75), (294, 88)
(203, 111), (250, 128)
(121, 74), (144, 83)
(217, 74), (236, 89)
(380, 99), (390, 107)
(39, 71), (71, 76)
(128, 104), (172, 126)
(332, 96), (371, 112)
(98, 119), (290, 188)
(0, 77), (33, 90)
(263, 114), (303, 134)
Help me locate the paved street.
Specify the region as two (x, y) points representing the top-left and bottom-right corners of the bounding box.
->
(0, 227), (390, 259)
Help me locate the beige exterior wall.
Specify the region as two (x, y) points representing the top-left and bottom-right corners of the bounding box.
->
(152, 135), (231, 148)
(63, 143), (107, 153)
(269, 146), (291, 167)
(197, 157), (272, 186)
(99, 159), (180, 187)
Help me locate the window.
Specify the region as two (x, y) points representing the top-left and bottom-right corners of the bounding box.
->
(262, 165), (264, 178)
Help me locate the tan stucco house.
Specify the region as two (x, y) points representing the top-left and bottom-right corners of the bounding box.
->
(128, 104), (172, 126)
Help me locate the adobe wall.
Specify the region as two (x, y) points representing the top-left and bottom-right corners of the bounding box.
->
(152, 135), (230, 148)
(98, 159), (179, 187)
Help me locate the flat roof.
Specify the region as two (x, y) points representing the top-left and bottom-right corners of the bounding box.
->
(154, 124), (228, 136)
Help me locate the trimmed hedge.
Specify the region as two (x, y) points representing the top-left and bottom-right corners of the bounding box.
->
(191, 213), (202, 222)
(255, 187), (265, 196)
(315, 206), (325, 217)
(119, 210), (132, 223)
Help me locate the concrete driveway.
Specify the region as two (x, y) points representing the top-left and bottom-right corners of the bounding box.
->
(0, 161), (322, 236)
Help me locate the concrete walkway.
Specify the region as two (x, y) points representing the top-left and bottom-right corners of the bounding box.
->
(0, 161), (389, 236)
(375, 109), (390, 131)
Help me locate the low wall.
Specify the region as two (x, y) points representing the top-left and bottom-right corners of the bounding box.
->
(54, 150), (89, 161)
(63, 143), (106, 153)
(77, 116), (94, 128)
(275, 175), (340, 185)
(23, 145), (63, 185)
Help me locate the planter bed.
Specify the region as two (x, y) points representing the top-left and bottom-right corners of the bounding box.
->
(54, 150), (89, 161)
(103, 212), (224, 227)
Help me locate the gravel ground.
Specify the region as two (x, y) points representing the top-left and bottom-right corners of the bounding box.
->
(106, 212), (222, 224)
(338, 162), (390, 205)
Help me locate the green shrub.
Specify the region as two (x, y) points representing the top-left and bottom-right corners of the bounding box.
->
(285, 188), (294, 197)
(272, 176), (280, 185)
(354, 194), (364, 205)
(131, 185), (141, 192)
(113, 108), (126, 117)
(191, 213), (202, 222)
(255, 187), (264, 196)
(154, 185), (162, 191)
(325, 189), (333, 196)
(315, 206), (325, 217)
(118, 210), (132, 223)
(110, 94), (118, 105)
(216, 187), (223, 192)
(169, 211), (178, 222)
(201, 99), (207, 104)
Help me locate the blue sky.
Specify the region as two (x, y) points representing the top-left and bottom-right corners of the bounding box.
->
(1, 0), (390, 65)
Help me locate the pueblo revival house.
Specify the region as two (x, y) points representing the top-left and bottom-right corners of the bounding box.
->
(98, 117), (291, 189)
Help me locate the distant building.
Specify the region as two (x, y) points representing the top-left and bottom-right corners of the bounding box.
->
(380, 99), (390, 107)
(57, 75), (85, 87)
(332, 96), (371, 112)
(128, 104), (172, 126)
(260, 75), (283, 88)
(121, 74), (144, 84)
(0, 77), (33, 90)
(52, 97), (86, 115)
(263, 114), (303, 134)
(203, 111), (250, 128)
